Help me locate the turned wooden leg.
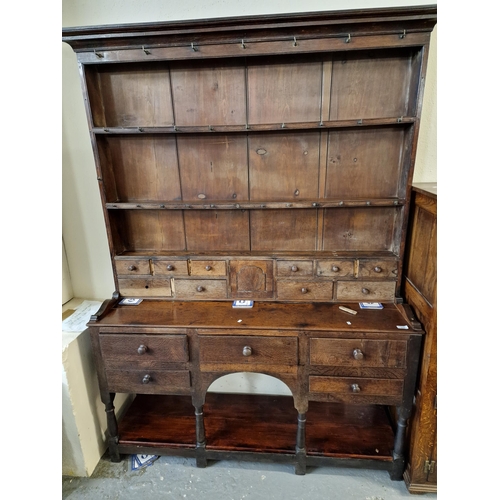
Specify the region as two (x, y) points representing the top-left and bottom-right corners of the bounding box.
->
(104, 393), (120, 462)
(195, 405), (207, 468)
(390, 410), (409, 480)
(295, 412), (307, 475)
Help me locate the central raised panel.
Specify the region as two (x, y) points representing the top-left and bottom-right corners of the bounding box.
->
(230, 260), (274, 298)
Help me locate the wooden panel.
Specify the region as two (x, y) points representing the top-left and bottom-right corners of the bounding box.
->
(322, 207), (397, 252)
(325, 128), (404, 198)
(247, 56), (322, 124)
(115, 259), (151, 275)
(229, 260), (274, 299)
(251, 209), (317, 251)
(170, 61), (246, 126)
(310, 338), (407, 368)
(199, 335), (297, 365)
(106, 369), (190, 394)
(184, 210), (250, 251)
(330, 50), (414, 120)
(189, 260), (227, 276)
(118, 277), (172, 297)
(153, 260), (189, 276)
(89, 62), (174, 127)
(358, 259), (399, 279)
(316, 260), (354, 278)
(174, 279), (227, 299)
(336, 281), (396, 301)
(276, 260), (313, 277)
(177, 134), (248, 201)
(110, 210), (186, 251)
(98, 136), (181, 202)
(248, 132), (320, 200)
(309, 376), (403, 397)
(276, 281), (333, 301)
(100, 334), (189, 364)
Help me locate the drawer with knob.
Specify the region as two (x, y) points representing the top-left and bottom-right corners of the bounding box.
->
(189, 260), (227, 277)
(174, 279), (227, 299)
(277, 260), (313, 277)
(115, 259), (151, 275)
(316, 260), (354, 278)
(276, 281), (333, 301)
(105, 369), (191, 394)
(310, 338), (407, 368)
(100, 334), (189, 370)
(358, 259), (398, 279)
(309, 376), (403, 398)
(335, 280), (395, 301)
(153, 260), (189, 276)
(118, 277), (172, 297)
(199, 335), (298, 367)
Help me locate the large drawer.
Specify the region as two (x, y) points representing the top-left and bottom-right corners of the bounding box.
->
(106, 369), (191, 394)
(174, 279), (227, 299)
(118, 277), (172, 297)
(336, 281), (395, 301)
(310, 338), (406, 368)
(199, 335), (298, 366)
(309, 375), (403, 397)
(276, 281), (333, 301)
(100, 334), (189, 368)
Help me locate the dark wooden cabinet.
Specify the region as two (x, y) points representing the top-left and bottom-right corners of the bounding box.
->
(62, 5), (437, 479)
(403, 183), (437, 492)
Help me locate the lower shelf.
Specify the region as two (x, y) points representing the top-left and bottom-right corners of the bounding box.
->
(117, 393), (395, 462)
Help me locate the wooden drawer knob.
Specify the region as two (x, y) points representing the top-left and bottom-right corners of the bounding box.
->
(331, 266), (340, 272)
(196, 286), (205, 292)
(166, 264), (174, 271)
(361, 288), (370, 295)
(353, 348), (364, 360)
(205, 265), (212, 271)
(374, 266), (382, 273)
(301, 287), (308, 294)
(137, 345), (148, 355)
(351, 383), (361, 393)
(142, 374), (151, 384)
(242, 346), (252, 356)
(128, 265), (137, 271)
(291, 265), (298, 272)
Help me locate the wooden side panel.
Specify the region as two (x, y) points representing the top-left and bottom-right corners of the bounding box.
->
(247, 56), (323, 124)
(248, 132), (320, 200)
(177, 134), (248, 201)
(170, 61), (246, 126)
(98, 136), (181, 202)
(325, 127), (404, 199)
(89, 62), (174, 127)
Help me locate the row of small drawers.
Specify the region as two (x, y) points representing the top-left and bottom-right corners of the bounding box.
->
(117, 277), (396, 301)
(116, 258), (398, 279)
(101, 334), (407, 398)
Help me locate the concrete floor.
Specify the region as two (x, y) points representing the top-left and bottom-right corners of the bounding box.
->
(62, 453), (437, 499)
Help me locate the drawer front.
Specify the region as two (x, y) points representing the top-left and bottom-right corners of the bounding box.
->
(358, 259), (398, 279)
(106, 369), (191, 394)
(309, 375), (403, 397)
(199, 335), (298, 366)
(316, 259), (354, 278)
(115, 259), (151, 275)
(174, 279), (227, 299)
(336, 281), (395, 301)
(118, 278), (171, 297)
(310, 338), (406, 368)
(190, 260), (227, 276)
(277, 260), (313, 277)
(100, 334), (189, 365)
(153, 260), (189, 276)
(277, 281), (332, 301)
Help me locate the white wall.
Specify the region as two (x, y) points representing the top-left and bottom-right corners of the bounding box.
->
(62, 0), (437, 301)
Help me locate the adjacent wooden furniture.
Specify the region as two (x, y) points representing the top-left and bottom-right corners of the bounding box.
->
(62, 5), (437, 480)
(403, 183), (437, 492)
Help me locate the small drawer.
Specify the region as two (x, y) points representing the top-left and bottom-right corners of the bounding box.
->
(309, 376), (403, 397)
(199, 335), (298, 366)
(316, 260), (354, 278)
(100, 334), (189, 367)
(115, 259), (151, 275)
(310, 338), (406, 368)
(189, 260), (227, 276)
(153, 260), (189, 276)
(358, 259), (398, 279)
(118, 277), (171, 297)
(277, 281), (332, 301)
(174, 279), (227, 299)
(106, 369), (191, 394)
(336, 281), (395, 301)
(277, 260), (313, 277)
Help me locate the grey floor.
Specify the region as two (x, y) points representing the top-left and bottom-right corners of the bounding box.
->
(62, 453), (437, 500)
